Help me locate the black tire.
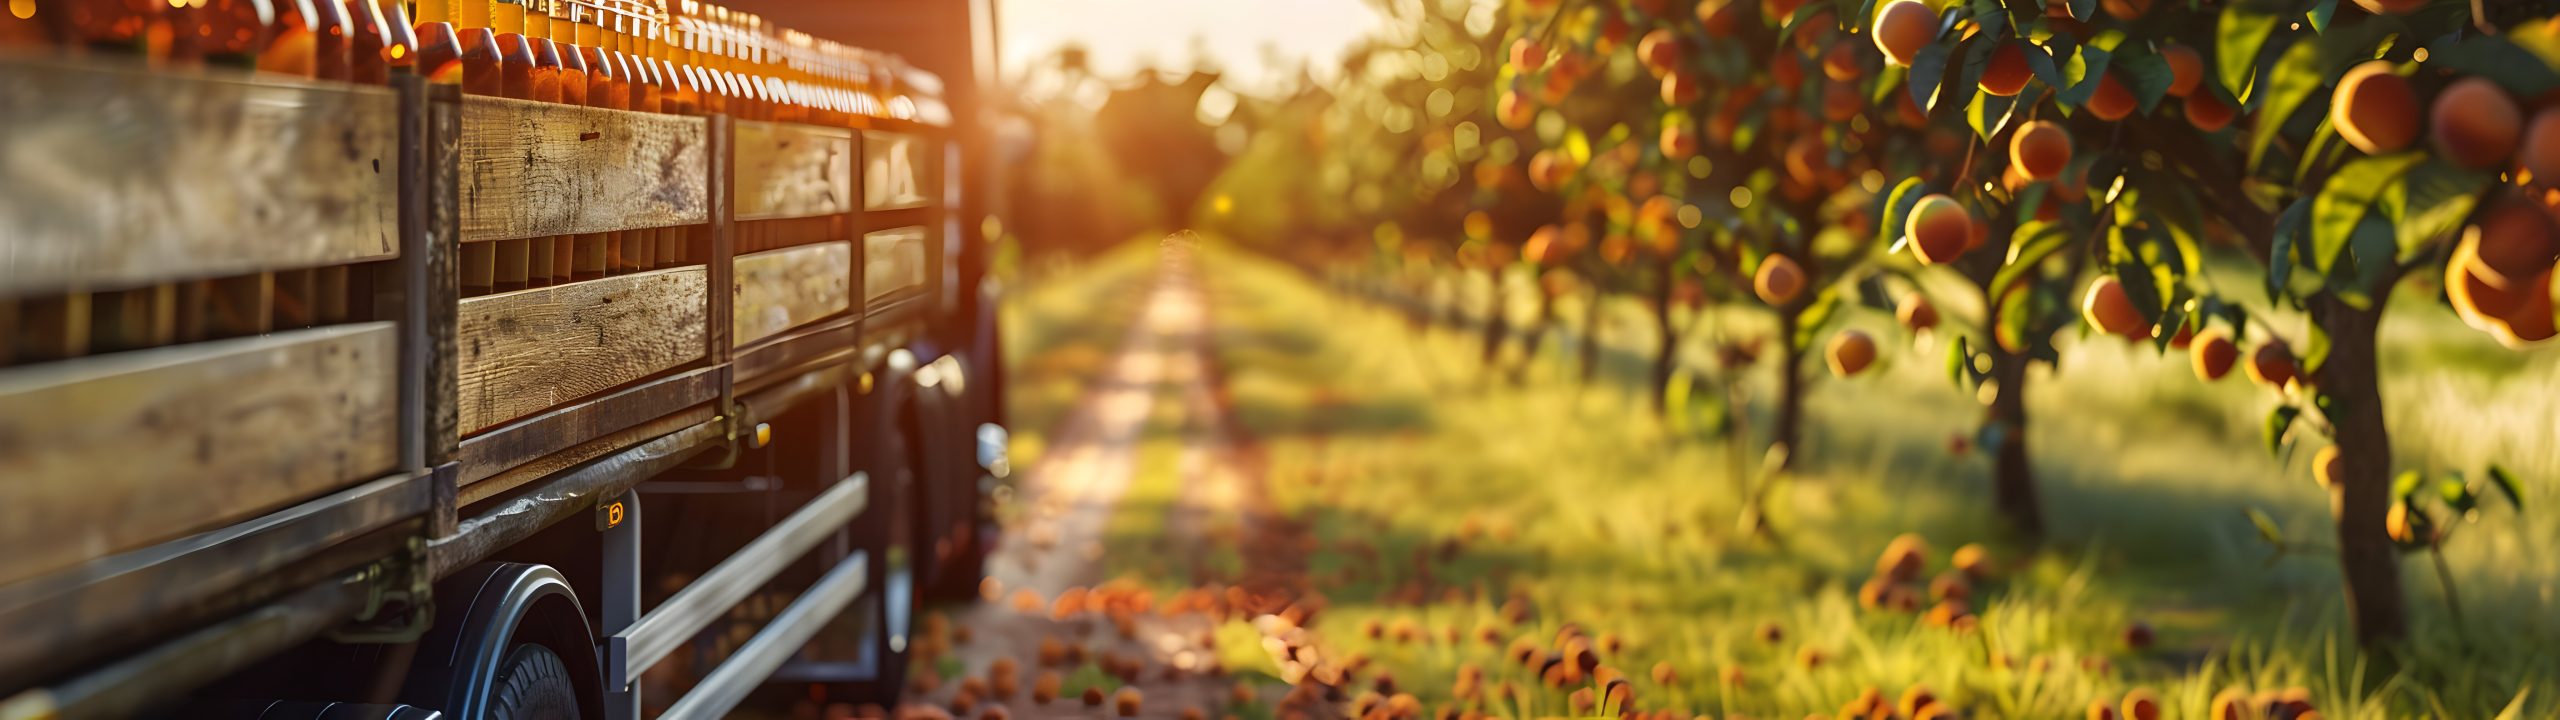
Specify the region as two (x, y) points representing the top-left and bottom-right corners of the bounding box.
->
(484, 644), (580, 720)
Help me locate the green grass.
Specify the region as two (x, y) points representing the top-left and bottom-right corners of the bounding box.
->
(1001, 243), (2557, 718)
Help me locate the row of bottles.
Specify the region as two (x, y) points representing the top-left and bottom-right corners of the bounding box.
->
(6, 1), (932, 297)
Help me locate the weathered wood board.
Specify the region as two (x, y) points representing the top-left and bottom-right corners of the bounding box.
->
(733, 242), (852, 348)
(864, 227), (929, 304)
(458, 96), (708, 242)
(735, 121), (854, 222)
(0, 58), (401, 296)
(0, 323), (400, 587)
(456, 267), (707, 434)
(861, 131), (935, 211)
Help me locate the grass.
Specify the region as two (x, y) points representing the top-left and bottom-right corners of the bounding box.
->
(1003, 243), (2558, 719)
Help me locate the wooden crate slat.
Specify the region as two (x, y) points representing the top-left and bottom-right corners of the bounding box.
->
(861, 130), (935, 211)
(735, 120), (854, 222)
(732, 241), (851, 348)
(0, 58), (400, 296)
(863, 226), (929, 304)
(458, 96), (710, 242)
(456, 267), (707, 434)
(0, 323), (401, 588)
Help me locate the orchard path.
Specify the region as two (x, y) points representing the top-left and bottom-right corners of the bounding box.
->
(899, 241), (1299, 720)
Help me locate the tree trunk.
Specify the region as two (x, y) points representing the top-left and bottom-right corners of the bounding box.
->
(1650, 264), (1678, 415)
(1513, 284), (1555, 383)
(1987, 347), (2045, 538)
(1478, 264), (1509, 368)
(2319, 296), (2409, 647)
(1580, 289), (1605, 384)
(1772, 308), (1805, 472)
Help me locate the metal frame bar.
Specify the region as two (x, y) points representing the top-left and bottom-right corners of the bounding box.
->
(654, 552), (867, 720)
(600, 490), (642, 720)
(607, 472), (869, 687)
(427, 422), (723, 580)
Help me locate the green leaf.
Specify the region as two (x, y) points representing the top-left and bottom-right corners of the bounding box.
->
(2059, 45), (2114, 106)
(1969, 0), (2008, 37)
(1665, 367), (1695, 435)
(1947, 334), (1971, 388)
(2267, 198), (2307, 304)
(2244, 507), (2284, 545)
(1909, 41), (1956, 112)
(2248, 36), (2331, 174)
(2217, 7), (2282, 97)
(1968, 90), (2019, 140)
(2309, 153), (2425, 275)
(2424, 36), (2560, 98)
(2068, 0), (2098, 26)
(1782, 0), (1839, 41)
(2303, 319), (2330, 377)
(1993, 221), (2072, 296)
(2023, 41), (2065, 93)
(1879, 177), (1930, 249)
(2440, 476), (2478, 515)
(1795, 289), (1843, 349)
(1996, 282), (2035, 355)
(2305, 0), (2338, 33)
(2264, 405), (2300, 457)
(2393, 470), (2427, 502)
(2113, 50), (2175, 115)
(2487, 465), (2526, 511)
(2385, 159), (2493, 261)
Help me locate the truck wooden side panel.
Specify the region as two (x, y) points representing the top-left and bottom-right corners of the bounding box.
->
(456, 267), (708, 435)
(733, 242), (853, 348)
(0, 323), (401, 587)
(0, 59), (401, 296)
(458, 96), (710, 243)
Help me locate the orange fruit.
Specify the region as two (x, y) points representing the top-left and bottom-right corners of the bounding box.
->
(2190, 328), (2238, 381)
(1981, 42), (2031, 97)
(2161, 45), (2202, 97)
(1872, 0), (1939, 66)
(2466, 194), (2559, 290)
(2521, 109), (2560, 183)
(2247, 339), (2296, 388)
(1908, 194), (1975, 264)
(2080, 275), (2144, 337)
(2333, 61), (2418, 155)
(2185, 91), (2236, 132)
(2087, 72), (2136, 120)
(2121, 687), (2164, 720)
(2010, 120), (2071, 180)
(1898, 292), (1941, 330)
(1828, 330), (1878, 377)
(1509, 38), (1547, 73)
(1661, 71), (1704, 104)
(1755, 254), (1808, 305)
(1823, 39), (1864, 82)
(1638, 29), (1683, 77)
(2314, 444), (2343, 490)
(2431, 77), (2522, 170)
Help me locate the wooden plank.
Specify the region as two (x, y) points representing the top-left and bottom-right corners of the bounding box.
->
(458, 95), (709, 242)
(458, 406), (717, 506)
(0, 57), (401, 296)
(861, 131), (935, 211)
(863, 227), (929, 304)
(0, 323), (401, 588)
(456, 367), (722, 486)
(735, 120), (854, 222)
(733, 242), (852, 348)
(456, 266), (707, 435)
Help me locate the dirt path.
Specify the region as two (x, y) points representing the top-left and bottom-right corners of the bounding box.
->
(899, 244), (1289, 720)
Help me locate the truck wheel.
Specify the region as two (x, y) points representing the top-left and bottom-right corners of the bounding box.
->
(485, 644), (580, 720)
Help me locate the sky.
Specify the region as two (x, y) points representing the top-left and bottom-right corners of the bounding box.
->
(996, 0), (1385, 92)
